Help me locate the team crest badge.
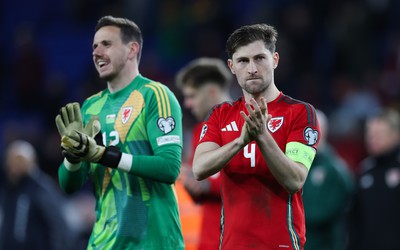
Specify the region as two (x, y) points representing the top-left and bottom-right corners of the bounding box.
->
(122, 106), (133, 124)
(267, 117), (284, 133)
(303, 127), (319, 146)
(157, 117), (176, 134)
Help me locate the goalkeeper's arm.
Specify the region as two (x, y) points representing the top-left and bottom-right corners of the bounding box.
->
(58, 160), (90, 194)
(62, 131), (181, 184)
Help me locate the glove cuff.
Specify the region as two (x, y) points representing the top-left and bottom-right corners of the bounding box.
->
(63, 158), (81, 172)
(98, 146), (122, 168)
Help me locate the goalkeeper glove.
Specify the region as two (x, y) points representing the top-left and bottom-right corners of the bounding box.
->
(61, 130), (122, 168)
(55, 102), (101, 163)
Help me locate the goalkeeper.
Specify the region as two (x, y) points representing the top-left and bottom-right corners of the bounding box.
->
(55, 16), (184, 250)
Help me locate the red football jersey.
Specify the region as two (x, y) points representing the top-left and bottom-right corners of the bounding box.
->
(192, 122), (222, 250)
(199, 92), (319, 250)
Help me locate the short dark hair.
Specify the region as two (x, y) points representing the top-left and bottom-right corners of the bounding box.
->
(95, 15), (143, 63)
(175, 57), (232, 90)
(226, 23), (278, 59)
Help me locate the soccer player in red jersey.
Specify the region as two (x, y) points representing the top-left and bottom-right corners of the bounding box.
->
(192, 24), (320, 250)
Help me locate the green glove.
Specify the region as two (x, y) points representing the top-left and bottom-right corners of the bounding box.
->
(61, 130), (105, 162)
(61, 130), (122, 168)
(55, 102), (101, 163)
(55, 102), (100, 138)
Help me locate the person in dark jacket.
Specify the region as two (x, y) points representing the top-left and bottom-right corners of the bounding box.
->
(347, 108), (400, 250)
(303, 110), (355, 250)
(0, 140), (72, 250)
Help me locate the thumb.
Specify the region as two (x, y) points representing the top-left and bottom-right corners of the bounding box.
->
(85, 116), (101, 137)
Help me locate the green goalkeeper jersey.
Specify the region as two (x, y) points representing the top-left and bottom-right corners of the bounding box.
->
(58, 74), (184, 250)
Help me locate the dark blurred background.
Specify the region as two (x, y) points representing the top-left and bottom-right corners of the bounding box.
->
(0, 0), (399, 180)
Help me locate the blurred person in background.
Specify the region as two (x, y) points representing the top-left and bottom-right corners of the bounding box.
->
(0, 140), (72, 250)
(192, 23), (320, 250)
(302, 109), (355, 250)
(347, 108), (400, 250)
(175, 57), (233, 250)
(55, 15), (184, 249)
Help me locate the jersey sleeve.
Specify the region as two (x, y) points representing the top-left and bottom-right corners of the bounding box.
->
(58, 161), (90, 194)
(192, 122), (221, 199)
(130, 83), (183, 183)
(285, 103), (320, 169)
(287, 103), (320, 149)
(198, 107), (222, 145)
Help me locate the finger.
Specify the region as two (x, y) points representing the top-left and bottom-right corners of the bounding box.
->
(245, 102), (256, 118)
(66, 103), (76, 123)
(61, 135), (80, 149)
(61, 132), (89, 157)
(72, 102), (82, 124)
(240, 111), (256, 131)
(86, 116), (101, 137)
(260, 97), (267, 115)
(249, 99), (263, 119)
(55, 115), (67, 137)
(240, 110), (251, 123)
(60, 106), (70, 125)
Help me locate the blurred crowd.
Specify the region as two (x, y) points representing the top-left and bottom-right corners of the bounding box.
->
(0, 0), (400, 249)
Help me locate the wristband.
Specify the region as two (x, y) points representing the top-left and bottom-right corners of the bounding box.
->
(98, 146), (122, 168)
(117, 153), (133, 172)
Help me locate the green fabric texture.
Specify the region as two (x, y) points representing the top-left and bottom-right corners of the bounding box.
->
(302, 145), (355, 250)
(58, 75), (184, 250)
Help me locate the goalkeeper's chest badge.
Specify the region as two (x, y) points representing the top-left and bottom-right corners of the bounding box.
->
(122, 106), (133, 124)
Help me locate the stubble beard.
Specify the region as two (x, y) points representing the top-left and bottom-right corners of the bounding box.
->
(243, 79), (269, 96)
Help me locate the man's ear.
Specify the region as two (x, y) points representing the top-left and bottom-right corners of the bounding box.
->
(128, 41), (140, 60)
(273, 52), (279, 69)
(227, 59), (235, 74)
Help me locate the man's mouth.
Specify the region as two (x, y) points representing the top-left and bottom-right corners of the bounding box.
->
(97, 60), (108, 68)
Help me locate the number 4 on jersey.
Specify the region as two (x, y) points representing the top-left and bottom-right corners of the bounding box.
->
(244, 143), (256, 167)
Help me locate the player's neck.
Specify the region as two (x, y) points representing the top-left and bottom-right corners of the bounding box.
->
(107, 67), (139, 93)
(244, 83), (280, 104)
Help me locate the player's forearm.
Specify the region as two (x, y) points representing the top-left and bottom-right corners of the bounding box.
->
(256, 135), (308, 194)
(193, 139), (246, 180)
(130, 148), (181, 184)
(58, 161), (88, 194)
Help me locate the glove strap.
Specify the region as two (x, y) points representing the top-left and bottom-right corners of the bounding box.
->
(98, 146), (122, 169)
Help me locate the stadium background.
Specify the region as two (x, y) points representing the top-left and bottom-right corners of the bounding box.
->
(0, 0), (399, 246)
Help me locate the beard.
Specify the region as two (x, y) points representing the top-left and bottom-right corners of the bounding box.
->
(97, 59), (125, 82)
(242, 78), (269, 95)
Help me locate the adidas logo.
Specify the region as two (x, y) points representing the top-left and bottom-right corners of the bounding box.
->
(221, 121), (239, 131)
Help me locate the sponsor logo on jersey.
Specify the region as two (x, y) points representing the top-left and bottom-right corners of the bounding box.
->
(157, 135), (181, 146)
(303, 127), (318, 146)
(267, 117), (284, 133)
(121, 106), (133, 124)
(157, 117), (176, 134)
(106, 114), (116, 124)
(200, 124), (208, 140)
(221, 121), (239, 131)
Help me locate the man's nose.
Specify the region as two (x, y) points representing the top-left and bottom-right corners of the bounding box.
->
(247, 60), (257, 74)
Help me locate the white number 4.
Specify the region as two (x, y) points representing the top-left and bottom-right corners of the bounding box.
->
(244, 143), (256, 167)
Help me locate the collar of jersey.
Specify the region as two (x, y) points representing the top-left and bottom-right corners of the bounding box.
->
(107, 74), (143, 100)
